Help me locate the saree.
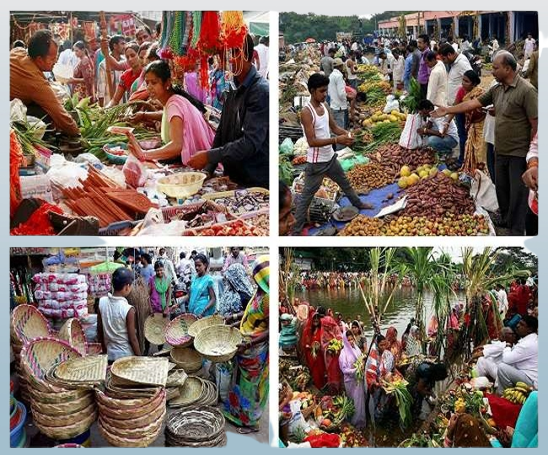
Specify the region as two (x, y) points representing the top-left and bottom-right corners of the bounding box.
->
(321, 315), (343, 394)
(223, 256), (269, 428)
(339, 332), (366, 428)
(300, 309), (326, 390)
(188, 274), (214, 316)
(218, 263), (254, 317)
(461, 86), (486, 175)
(386, 326), (402, 363)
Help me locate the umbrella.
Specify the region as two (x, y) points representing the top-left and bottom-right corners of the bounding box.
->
(89, 261), (125, 273)
(305, 38), (316, 43)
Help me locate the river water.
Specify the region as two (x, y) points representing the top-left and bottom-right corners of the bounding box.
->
(295, 286), (465, 339)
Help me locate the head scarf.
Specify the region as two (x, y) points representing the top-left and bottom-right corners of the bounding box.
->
(341, 330), (361, 365)
(447, 414), (491, 447)
(252, 255), (269, 294)
(386, 326), (398, 343)
(224, 263), (254, 297)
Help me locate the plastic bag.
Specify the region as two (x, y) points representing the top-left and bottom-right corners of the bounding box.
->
(341, 155), (369, 172)
(399, 113), (425, 149)
(470, 169), (499, 212)
(383, 95), (400, 114)
(10, 99), (27, 124)
(288, 400), (309, 436)
(279, 137), (294, 155)
(136, 208), (187, 236)
(215, 363), (233, 403)
(123, 153), (147, 187)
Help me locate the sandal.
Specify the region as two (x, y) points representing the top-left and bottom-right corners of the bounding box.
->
(237, 426), (259, 434)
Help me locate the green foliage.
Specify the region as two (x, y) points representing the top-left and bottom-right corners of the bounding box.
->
(280, 13), (361, 42)
(279, 155), (294, 186)
(401, 77), (421, 113)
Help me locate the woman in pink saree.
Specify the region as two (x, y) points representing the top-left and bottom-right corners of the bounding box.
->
(338, 330), (366, 428)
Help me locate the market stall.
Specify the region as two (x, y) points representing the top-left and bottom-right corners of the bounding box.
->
(10, 11), (269, 236)
(10, 247), (269, 447)
(279, 54), (495, 236)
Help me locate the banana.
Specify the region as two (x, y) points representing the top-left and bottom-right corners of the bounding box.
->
(514, 385), (530, 394)
(519, 395), (526, 404)
(516, 381), (529, 389)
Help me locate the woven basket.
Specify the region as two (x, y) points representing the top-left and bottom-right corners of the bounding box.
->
(31, 393), (94, 416)
(54, 444), (85, 448)
(165, 406), (225, 444)
(51, 354), (108, 385)
(95, 387), (163, 410)
(166, 387), (181, 402)
(194, 325), (243, 363)
(187, 314), (225, 338)
(166, 432), (227, 448)
(165, 315), (195, 347)
(34, 410), (96, 440)
(111, 356), (169, 387)
(169, 376), (203, 408)
(58, 318), (87, 354)
(144, 314), (169, 345)
(20, 337), (82, 386)
(104, 372), (158, 398)
(98, 409), (165, 439)
(167, 369), (188, 388)
(30, 388), (88, 405)
(32, 402), (96, 428)
(170, 347), (203, 373)
(195, 380), (218, 406)
(98, 419), (163, 447)
(99, 399), (165, 430)
(97, 389), (165, 420)
(11, 305), (50, 345)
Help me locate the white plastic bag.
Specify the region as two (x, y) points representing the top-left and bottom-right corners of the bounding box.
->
(399, 113), (425, 149)
(123, 154), (147, 187)
(288, 400), (310, 436)
(470, 169), (499, 212)
(383, 95), (400, 114)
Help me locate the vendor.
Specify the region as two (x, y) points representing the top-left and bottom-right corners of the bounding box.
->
(10, 30), (79, 136)
(188, 34), (269, 189)
(417, 99), (459, 157)
(126, 60), (215, 165)
(291, 73), (368, 235)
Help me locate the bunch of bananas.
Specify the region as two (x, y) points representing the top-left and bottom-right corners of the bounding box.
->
(503, 382), (531, 404)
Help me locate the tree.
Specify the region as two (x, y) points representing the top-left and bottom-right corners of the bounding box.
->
(491, 247), (537, 276)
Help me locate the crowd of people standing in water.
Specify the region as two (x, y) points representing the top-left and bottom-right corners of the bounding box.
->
(279, 273), (538, 445)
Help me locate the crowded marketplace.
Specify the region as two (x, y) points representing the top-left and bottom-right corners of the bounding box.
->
(279, 247), (538, 447)
(10, 246), (269, 447)
(10, 11), (269, 236)
(279, 11), (537, 236)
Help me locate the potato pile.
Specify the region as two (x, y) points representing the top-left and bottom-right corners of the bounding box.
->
(381, 214), (490, 236)
(346, 163), (394, 192)
(371, 144), (437, 178)
(338, 215), (383, 236)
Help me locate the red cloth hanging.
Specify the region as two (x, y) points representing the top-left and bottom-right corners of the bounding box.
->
(485, 393), (522, 430)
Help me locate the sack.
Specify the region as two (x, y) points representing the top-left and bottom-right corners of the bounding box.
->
(399, 113), (425, 150)
(470, 170), (499, 212)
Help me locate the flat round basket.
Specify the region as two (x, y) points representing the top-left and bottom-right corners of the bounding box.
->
(166, 369), (188, 388)
(20, 337), (83, 384)
(96, 389), (165, 421)
(52, 354), (108, 384)
(58, 318), (87, 354)
(144, 314), (169, 345)
(98, 409), (165, 439)
(111, 356), (169, 387)
(187, 314), (225, 338)
(31, 393), (94, 416)
(34, 411), (96, 440)
(98, 419), (163, 447)
(95, 386), (163, 410)
(194, 325), (243, 363)
(99, 398), (165, 430)
(166, 387), (181, 402)
(168, 376), (203, 408)
(165, 314), (196, 347)
(170, 347), (202, 373)
(165, 406), (225, 444)
(85, 343), (103, 355)
(11, 304), (50, 345)
(157, 172), (207, 199)
(31, 402), (96, 428)
(31, 388), (89, 405)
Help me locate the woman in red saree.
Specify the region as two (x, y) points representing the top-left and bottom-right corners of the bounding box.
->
(300, 309), (326, 390)
(385, 326), (402, 363)
(320, 312), (343, 395)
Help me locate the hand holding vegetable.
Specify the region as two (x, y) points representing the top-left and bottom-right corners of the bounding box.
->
(336, 133), (354, 147)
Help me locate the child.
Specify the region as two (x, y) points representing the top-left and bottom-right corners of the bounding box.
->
(188, 254), (216, 317)
(97, 267), (141, 361)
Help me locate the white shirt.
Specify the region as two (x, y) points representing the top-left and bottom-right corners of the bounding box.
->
(58, 48), (78, 70)
(255, 43), (269, 79)
(451, 42), (459, 52)
(447, 53), (472, 104)
(177, 258), (194, 277)
(328, 68), (348, 110)
(351, 42), (358, 52)
(502, 333), (538, 387)
(302, 102), (335, 163)
(524, 38), (536, 56)
(99, 294), (134, 361)
(392, 56), (405, 82)
(431, 116), (459, 142)
(461, 40), (472, 52)
(346, 59), (358, 81)
(159, 255), (177, 282)
(496, 289), (509, 314)
(427, 60), (448, 107)
(482, 339), (507, 362)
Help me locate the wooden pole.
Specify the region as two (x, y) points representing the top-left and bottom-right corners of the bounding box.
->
(99, 11), (115, 101)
